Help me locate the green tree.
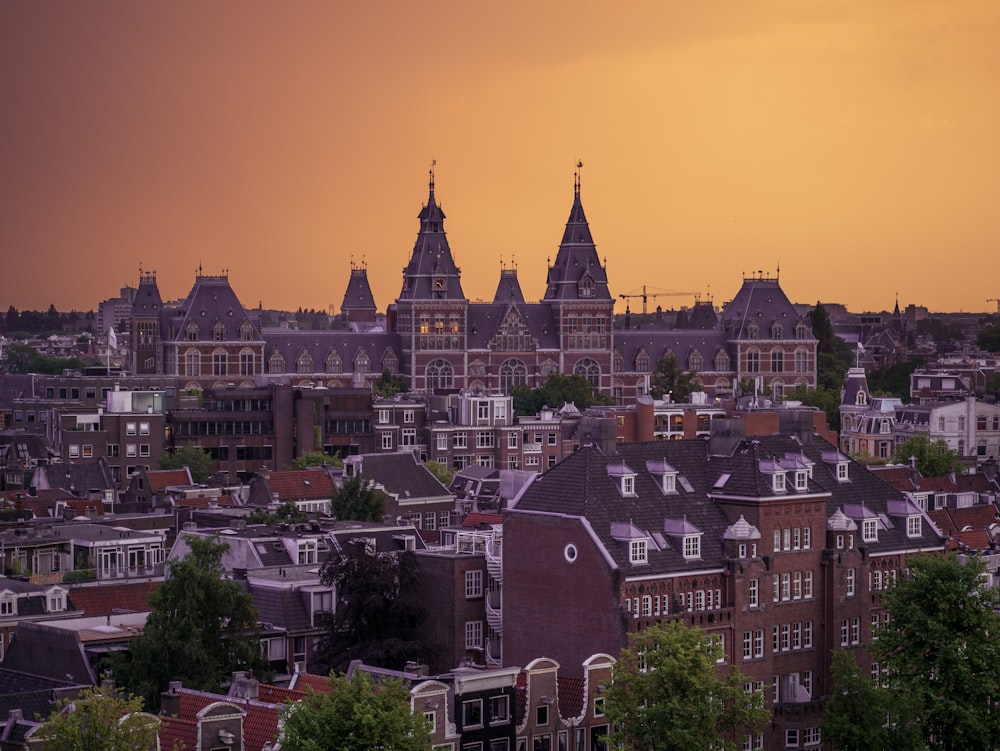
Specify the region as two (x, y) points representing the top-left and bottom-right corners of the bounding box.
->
(331, 474), (385, 522)
(649, 352), (702, 401)
(511, 372), (614, 416)
(423, 460), (454, 486)
(985, 372), (1000, 401)
(281, 670), (431, 751)
(111, 536), (269, 710)
(1, 343), (93, 374)
(373, 368), (410, 398)
(247, 500), (309, 525)
(34, 688), (165, 751)
(602, 621), (768, 751)
(874, 553), (1000, 751)
(288, 450), (342, 470)
(313, 546), (434, 675)
(808, 302), (854, 390)
(866, 360), (922, 400)
(822, 649), (922, 751)
(159, 442), (214, 483)
(891, 433), (963, 477)
(976, 324), (1000, 352)
(785, 384), (842, 430)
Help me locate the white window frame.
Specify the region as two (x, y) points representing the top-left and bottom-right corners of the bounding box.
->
(465, 569), (484, 599)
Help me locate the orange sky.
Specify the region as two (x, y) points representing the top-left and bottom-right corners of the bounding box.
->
(2, 1), (998, 316)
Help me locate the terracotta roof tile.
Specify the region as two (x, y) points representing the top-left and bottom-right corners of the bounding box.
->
(462, 512), (503, 528)
(288, 672), (334, 694)
(264, 469), (335, 501)
(147, 469), (193, 491)
(67, 581), (160, 617)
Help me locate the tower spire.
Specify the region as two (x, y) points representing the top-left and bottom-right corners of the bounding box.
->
(574, 160), (582, 197)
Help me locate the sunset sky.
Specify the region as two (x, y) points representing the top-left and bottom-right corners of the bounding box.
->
(2, 1), (998, 317)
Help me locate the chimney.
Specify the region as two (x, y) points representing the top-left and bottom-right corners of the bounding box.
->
(160, 681), (183, 716)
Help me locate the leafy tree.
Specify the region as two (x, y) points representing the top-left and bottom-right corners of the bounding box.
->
(373, 368), (410, 398)
(977, 324), (1000, 352)
(313, 546), (434, 675)
(281, 670), (431, 751)
(866, 360), (922, 401)
(891, 433), (963, 477)
(331, 474), (385, 522)
(785, 384), (842, 430)
(822, 649), (922, 751)
(874, 553), (1000, 751)
(111, 535), (269, 710)
(247, 500), (309, 525)
(511, 372), (614, 416)
(602, 621), (768, 751)
(288, 450), (342, 470)
(424, 460), (454, 486)
(808, 302), (854, 390)
(34, 688), (165, 751)
(649, 353), (702, 401)
(159, 442), (214, 483)
(985, 372), (1000, 401)
(1, 343), (93, 374)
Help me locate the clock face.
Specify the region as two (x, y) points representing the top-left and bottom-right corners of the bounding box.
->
(434, 278), (446, 290)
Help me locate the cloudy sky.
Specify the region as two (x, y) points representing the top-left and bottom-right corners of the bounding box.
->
(2, 1), (998, 315)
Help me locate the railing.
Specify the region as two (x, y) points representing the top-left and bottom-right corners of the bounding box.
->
(29, 564), (167, 585)
(486, 592), (503, 633)
(485, 538), (503, 580)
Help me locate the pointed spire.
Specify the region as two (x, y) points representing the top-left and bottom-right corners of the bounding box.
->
(398, 167), (466, 301)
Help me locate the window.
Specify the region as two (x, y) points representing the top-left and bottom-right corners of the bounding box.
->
(126, 444), (138, 458)
(377, 409), (389, 424)
(772, 473), (785, 492)
(792, 571), (802, 599)
(436, 433), (448, 451)
(139, 444), (150, 457)
(683, 535), (700, 559)
(47, 589), (65, 612)
(622, 475), (635, 496)
(508, 432), (518, 449)
(841, 619), (849, 646)
(749, 578), (759, 607)
(630, 539), (647, 564)
(803, 527), (811, 549)
(126, 422), (137, 436)
(466, 570), (483, 599)
(68, 444), (80, 459)
(754, 629), (764, 658)
(402, 428), (416, 446)
(404, 409), (415, 424)
(0, 596), (15, 617)
(781, 573), (790, 601)
(907, 516), (921, 537)
(463, 699), (483, 728)
(213, 350), (227, 376)
(490, 695), (510, 723)
(837, 462), (849, 481)
(771, 350), (784, 372)
(786, 729), (799, 748)
(381, 432), (393, 450)
(804, 571), (813, 598)
(424, 711), (437, 734)
(795, 471), (808, 490)
(536, 705), (549, 726)
(746, 348), (759, 373)
(743, 631), (753, 660)
(139, 421), (150, 435)
(465, 620), (483, 649)
(851, 617), (860, 645)
(107, 443), (119, 457)
(863, 518), (878, 542)
(793, 528), (801, 550)
(773, 529), (781, 552)
(846, 568), (856, 597)
(453, 433), (468, 449)
(240, 350), (255, 375)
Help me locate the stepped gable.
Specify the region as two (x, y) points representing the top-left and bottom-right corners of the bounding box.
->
(398, 170), (465, 301)
(512, 441), (726, 573)
(718, 274), (810, 340)
(543, 173), (611, 302)
(165, 273), (261, 342)
(466, 302), (560, 351)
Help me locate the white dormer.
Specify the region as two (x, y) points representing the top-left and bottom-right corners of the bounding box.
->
(758, 459), (787, 493)
(45, 585), (67, 613)
(611, 522), (653, 565)
(664, 518), (702, 560)
(0, 590), (16, 617)
(646, 459), (679, 495)
(821, 450), (851, 482)
(607, 462), (638, 497)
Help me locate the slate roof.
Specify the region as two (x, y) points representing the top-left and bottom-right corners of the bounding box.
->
(1, 623), (97, 686)
(246, 583), (312, 632)
(163, 274), (262, 343)
(614, 330), (729, 372)
(36, 460), (114, 496)
(466, 301), (560, 351)
(346, 452), (453, 501)
(0, 377), (37, 410)
(492, 269), (526, 304)
(398, 175), (465, 301)
(0, 669), (82, 697)
(511, 433), (943, 575)
(718, 276), (812, 341)
(543, 186), (612, 301)
(261, 330), (402, 378)
(340, 267), (378, 312)
(0, 430), (48, 462)
(131, 274), (163, 318)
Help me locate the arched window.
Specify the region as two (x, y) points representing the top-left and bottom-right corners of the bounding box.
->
(240, 321), (255, 342)
(613, 351), (624, 373)
(795, 348), (809, 373)
(325, 351), (342, 374)
(715, 377), (731, 393)
(579, 276), (594, 298)
(186, 323), (199, 342)
(746, 323), (759, 340)
(574, 358), (601, 387)
(795, 321), (810, 339)
(239, 348), (255, 376)
(746, 348), (760, 373)
(499, 359), (527, 391)
(382, 354), (399, 375)
(212, 348), (227, 377)
(856, 390), (867, 406)
(268, 351), (285, 374)
(185, 349), (200, 377)
(212, 321), (226, 342)
(297, 350), (314, 374)
(540, 359), (558, 377)
(715, 350), (730, 371)
(771, 323), (783, 340)
(689, 350), (703, 372)
(426, 359), (454, 390)
(635, 350), (650, 372)
(354, 352), (371, 374)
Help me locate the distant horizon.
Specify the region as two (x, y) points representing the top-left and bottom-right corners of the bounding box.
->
(3, 2), (998, 315)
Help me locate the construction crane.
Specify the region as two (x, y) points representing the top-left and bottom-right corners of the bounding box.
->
(619, 286), (696, 315)
(989, 298), (1000, 314)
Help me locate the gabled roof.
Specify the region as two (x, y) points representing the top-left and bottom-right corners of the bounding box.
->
(340, 267), (377, 312)
(345, 452), (452, 502)
(165, 274), (261, 343)
(35, 460), (114, 497)
(257, 468), (335, 502)
(718, 275), (812, 341)
(143, 468), (193, 492)
(1, 623), (97, 686)
(174, 689), (281, 751)
(466, 302), (560, 351)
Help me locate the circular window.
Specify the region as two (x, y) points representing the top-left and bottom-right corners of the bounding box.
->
(564, 544), (578, 563)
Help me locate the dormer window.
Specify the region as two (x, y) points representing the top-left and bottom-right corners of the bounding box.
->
(837, 463), (849, 481)
(0, 593), (15, 617)
(771, 323), (783, 340)
(186, 323), (199, 341)
(862, 519), (878, 543)
(661, 474), (676, 494)
(46, 587), (66, 613)
(856, 391), (867, 406)
(579, 276), (595, 298)
(746, 323), (759, 340)
(906, 516), (921, 538)
(212, 321), (226, 342)
(630, 539), (648, 564)
(240, 321), (255, 341)
(298, 539), (318, 564)
(794, 471), (808, 491)
(772, 473), (786, 492)
(647, 459), (678, 495)
(683, 535), (701, 559)
(608, 462), (638, 497)
(622, 475), (635, 496)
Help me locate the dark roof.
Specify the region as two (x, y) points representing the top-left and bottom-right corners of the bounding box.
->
(492, 269), (525, 304)
(66, 581), (159, 617)
(131, 273), (163, 318)
(397, 175), (465, 301)
(718, 276), (812, 341)
(1, 623), (97, 686)
(466, 302), (560, 351)
(614, 330), (729, 372)
(543, 187), (612, 301)
(347, 452), (452, 501)
(261, 330), (402, 378)
(37, 460), (113, 496)
(163, 274), (261, 343)
(247, 584), (312, 632)
(0, 377), (37, 410)
(340, 267), (377, 312)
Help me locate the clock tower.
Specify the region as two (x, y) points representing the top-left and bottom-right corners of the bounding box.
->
(394, 168), (469, 391)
